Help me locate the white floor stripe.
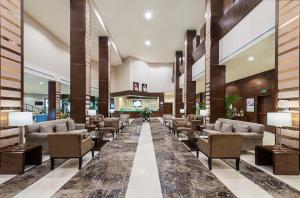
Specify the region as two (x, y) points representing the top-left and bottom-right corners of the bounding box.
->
(13, 152), (97, 198)
(125, 122), (162, 198)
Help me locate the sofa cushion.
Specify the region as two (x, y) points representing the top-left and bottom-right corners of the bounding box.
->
(55, 123), (68, 132)
(215, 120), (222, 131)
(28, 132), (50, 139)
(221, 123), (233, 132)
(67, 120), (76, 131)
(104, 120), (115, 127)
(26, 124), (40, 133)
(40, 125), (53, 133)
(236, 132), (263, 139)
(177, 120), (187, 127)
(236, 124), (250, 133)
(203, 129), (220, 135)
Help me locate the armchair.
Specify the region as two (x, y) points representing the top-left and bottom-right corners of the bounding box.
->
(120, 114), (130, 127)
(173, 118), (193, 138)
(98, 118), (120, 138)
(187, 114), (203, 130)
(197, 134), (242, 170)
(48, 133), (94, 170)
(163, 114), (173, 127)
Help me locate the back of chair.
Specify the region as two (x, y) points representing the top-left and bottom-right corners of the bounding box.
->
(48, 133), (82, 158)
(209, 134), (242, 158)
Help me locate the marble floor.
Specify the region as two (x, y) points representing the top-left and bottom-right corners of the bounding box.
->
(0, 118), (299, 198)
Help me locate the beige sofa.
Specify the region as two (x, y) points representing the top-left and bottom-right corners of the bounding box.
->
(25, 119), (88, 153)
(203, 118), (264, 151)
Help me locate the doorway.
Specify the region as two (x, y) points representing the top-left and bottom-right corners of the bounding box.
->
(257, 95), (275, 133)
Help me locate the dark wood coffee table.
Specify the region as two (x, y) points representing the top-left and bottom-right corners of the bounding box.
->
(182, 138), (200, 158)
(255, 145), (299, 175)
(0, 144), (42, 174)
(91, 132), (109, 151)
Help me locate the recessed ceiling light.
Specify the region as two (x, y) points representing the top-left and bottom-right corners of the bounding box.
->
(40, 82), (44, 85)
(145, 40), (151, 46)
(248, 56), (255, 61)
(144, 11), (153, 20)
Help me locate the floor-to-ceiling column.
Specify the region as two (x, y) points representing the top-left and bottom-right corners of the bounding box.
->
(175, 51), (183, 118)
(98, 36), (110, 117)
(70, 0), (91, 124)
(184, 30), (196, 115)
(48, 81), (61, 120)
(0, 0), (23, 128)
(205, 0), (225, 123)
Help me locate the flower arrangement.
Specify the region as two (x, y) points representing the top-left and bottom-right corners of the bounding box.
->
(141, 107), (152, 121)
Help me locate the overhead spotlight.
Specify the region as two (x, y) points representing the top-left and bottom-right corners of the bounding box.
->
(144, 11), (153, 20)
(248, 56), (255, 61)
(39, 82), (44, 85)
(145, 40), (151, 46)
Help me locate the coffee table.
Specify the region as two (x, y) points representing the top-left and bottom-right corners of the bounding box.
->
(91, 131), (109, 151)
(182, 138), (200, 158)
(255, 145), (299, 175)
(0, 144), (42, 174)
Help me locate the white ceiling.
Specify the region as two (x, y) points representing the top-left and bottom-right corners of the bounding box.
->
(95, 0), (205, 63)
(24, 0), (122, 66)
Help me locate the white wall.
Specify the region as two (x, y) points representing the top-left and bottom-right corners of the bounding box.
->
(111, 57), (173, 93)
(24, 93), (47, 110)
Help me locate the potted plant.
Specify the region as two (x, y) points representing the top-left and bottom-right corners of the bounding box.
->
(141, 107), (152, 122)
(225, 95), (241, 119)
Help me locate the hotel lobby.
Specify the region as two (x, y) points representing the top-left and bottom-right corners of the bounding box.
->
(0, 0), (300, 197)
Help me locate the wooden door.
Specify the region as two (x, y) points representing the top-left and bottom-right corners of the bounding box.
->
(257, 95), (275, 133)
(163, 103), (173, 115)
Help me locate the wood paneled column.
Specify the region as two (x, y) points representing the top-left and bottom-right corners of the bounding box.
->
(70, 0), (91, 124)
(48, 81), (60, 120)
(175, 51), (183, 117)
(205, 0), (226, 123)
(184, 30), (197, 115)
(98, 36), (110, 117)
(0, 0), (23, 128)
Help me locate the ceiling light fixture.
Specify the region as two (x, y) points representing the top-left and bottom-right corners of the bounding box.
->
(144, 11), (153, 20)
(39, 82), (44, 85)
(145, 40), (151, 46)
(248, 56), (255, 61)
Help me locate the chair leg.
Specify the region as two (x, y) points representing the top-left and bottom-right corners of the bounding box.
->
(236, 158), (240, 171)
(196, 151), (199, 158)
(50, 158), (55, 170)
(177, 132), (179, 138)
(79, 157), (82, 170)
(92, 148), (94, 158)
(208, 157), (212, 170)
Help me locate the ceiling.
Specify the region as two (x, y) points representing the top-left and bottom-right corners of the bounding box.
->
(96, 0), (205, 63)
(24, 0), (122, 66)
(24, 0), (205, 65)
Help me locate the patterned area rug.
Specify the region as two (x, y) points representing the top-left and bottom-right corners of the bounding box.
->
(150, 119), (236, 198)
(53, 119), (143, 198)
(224, 158), (300, 198)
(0, 158), (66, 198)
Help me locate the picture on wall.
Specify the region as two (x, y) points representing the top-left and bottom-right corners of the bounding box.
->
(133, 82), (139, 91)
(142, 83), (147, 92)
(133, 99), (142, 108)
(246, 98), (255, 112)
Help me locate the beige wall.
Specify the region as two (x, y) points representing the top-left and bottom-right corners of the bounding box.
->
(114, 96), (159, 111)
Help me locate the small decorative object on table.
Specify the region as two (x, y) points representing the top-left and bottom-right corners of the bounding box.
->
(141, 107), (152, 122)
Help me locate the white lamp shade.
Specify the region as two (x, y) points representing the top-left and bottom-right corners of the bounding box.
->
(267, 112), (292, 127)
(8, 112), (33, 126)
(109, 109), (115, 114)
(200, 109), (209, 117)
(87, 109), (97, 116)
(180, 109), (185, 114)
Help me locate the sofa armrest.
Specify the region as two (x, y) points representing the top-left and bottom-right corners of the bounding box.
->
(75, 124), (85, 130)
(209, 134), (242, 157)
(81, 137), (93, 155)
(26, 132), (50, 139)
(206, 124), (215, 130)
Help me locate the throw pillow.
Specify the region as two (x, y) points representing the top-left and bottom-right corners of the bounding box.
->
(26, 124), (40, 133)
(177, 120), (187, 127)
(67, 120), (76, 131)
(40, 125), (53, 133)
(55, 123), (68, 132)
(104, 119), (115, 127)
(236, 124), (250, 133)
(221, 123), (233, 132)
(214, 120), (222, 131)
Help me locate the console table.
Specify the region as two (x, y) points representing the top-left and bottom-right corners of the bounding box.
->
(0, 144), (42, 174)
(255, 145), (299, 175)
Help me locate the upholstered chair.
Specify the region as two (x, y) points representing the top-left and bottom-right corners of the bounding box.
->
(120, 114), (130, 127)
(173, 118), (193, 138)
(98, 118), (120, 138)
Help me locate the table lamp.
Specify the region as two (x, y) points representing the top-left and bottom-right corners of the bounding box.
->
(180, 109), (185, 118)
(87, 109), (97, 124)
(267, 112), (292, 148)
(9, 112), (33, 144)
(200, 109), (209, 125)
(109, 109), (115, 118)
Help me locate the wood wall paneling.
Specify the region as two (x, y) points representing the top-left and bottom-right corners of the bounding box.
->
(70, 0), (91, 124)
(184, 30), (196, 115)
(98, 36), (110, 117)
(175, 51), (183, 117)
(48, 81), (61, 120)
(0, 0), (23, 129)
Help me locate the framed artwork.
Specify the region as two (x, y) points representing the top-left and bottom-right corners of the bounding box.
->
(133, 82), (139, 91)
(142, 83), (147, 92)
(246, 98), (255, 112)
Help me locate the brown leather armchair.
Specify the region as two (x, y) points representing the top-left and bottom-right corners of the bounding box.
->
(187, 114), (203, 130)
(48, 133), (94, 170)
(197, 134), (242, 170)
(98, 118), (120, 138)
(173, 118), (193, 138)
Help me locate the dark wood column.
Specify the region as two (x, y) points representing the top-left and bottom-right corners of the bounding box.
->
(205, 0), (226, 123)
(98, 36), (110, 117)
(48, 81), (61, 120)
(184, 30), (196, 115)
(70, 0), (91, 124)
(0, 0), (23, 128)
(175, 51), (183, 117)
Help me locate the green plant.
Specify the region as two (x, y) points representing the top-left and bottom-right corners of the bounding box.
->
(225, 95), (241, 119)
(196, 102), (206, 115)
(141, 107), (152, 120)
